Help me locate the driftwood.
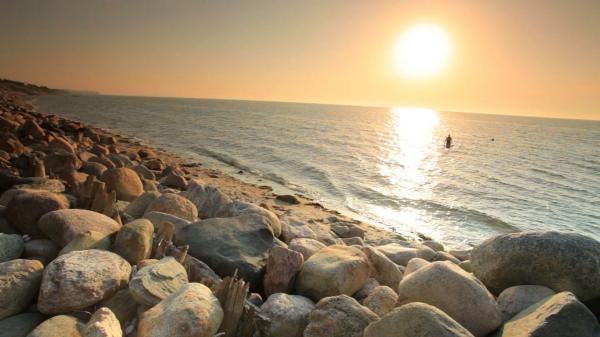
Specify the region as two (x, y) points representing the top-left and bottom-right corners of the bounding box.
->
(76, 175), (117, 218)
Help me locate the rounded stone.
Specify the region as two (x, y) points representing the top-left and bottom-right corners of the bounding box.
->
(38, 209), (121, 247)
(6, 189), (69, 236)
(101, 167), (144, 202)
(144, 193), (198, 222)
(0, 259), (44, 319)
(113, 219), (154, 264)
(260, 293), (315, 337)
(129, 257), (188, 306)
(0, 233), (23, 262)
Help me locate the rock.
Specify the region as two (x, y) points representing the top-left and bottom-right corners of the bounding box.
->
(497, 292), (599, 337)
(0, 207), (16, 234)
(38, 250), (131, 314)
(23, 239), (59, 264)
(363, 302), (475, 337)
(0, 233), (23, 262)
(137, 283), (223, 337)
(44, 151), (82, 177)
(132, 165), (155, 181)
(0, 312), (47, 337)
(304, 295), (379, 337)
(49, 137), (75, 154)
(288, 237), (325, 260)
(353, 278), (381, 302)
(281, 218), (318, 243)
(113, 219), (154, 264)
(362, 246), (403, 291)
(83, 307), (122, 337)
(100, 289), (138, 326)
(124, 191), (160, 218)
(376, 243), (436, 266)
(142, 211), (190, 233)
(261, 293), (315, 337)
(144, 193), (198, 222)
(263, 246), (304, 296)
(225, 201), (282, 237)
(362, 286), (398, 317)
(89, 156), (115, 170)
(38, 209), (121, 247)
(137, 259), (159, 269)
(275, 194), (300, 204)
(459, 260), (471, 272)
(6, 189), (69, 236)
(433, 251), (461, 264)
(449, 249), (471, 261)
(162, 172), (187, 190)
(296, 245), (370, 301)
(175, 214), (279, 287)
(422, 240), (445, 252)
(144, 158), (164, 171)
(12, 178), (65, 194)
(181, 181), (232, 218)
(129, 257), (188, 306)
(27, 315), (84, 337)
(0, 259), (44, 319)
(396, 261), (501, 337)
(330, 222), (365, 239)
(80, 161), (107, 178)
(138, 148), (156, 159)
(21, 119), (45, 139)
(471, 231), (600, 301)
(404, 257), (430, 275)
(59, 231), (113, 255)
(101, 168), (143, 202)
(497, 285), (556, 322)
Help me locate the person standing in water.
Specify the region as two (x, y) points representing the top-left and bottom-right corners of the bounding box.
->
(445, 134), (452, 148)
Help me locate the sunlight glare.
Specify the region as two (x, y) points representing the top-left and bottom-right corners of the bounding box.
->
(394, 24), (452, 78)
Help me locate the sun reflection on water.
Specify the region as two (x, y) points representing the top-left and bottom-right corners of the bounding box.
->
(373, 107), (441, 236)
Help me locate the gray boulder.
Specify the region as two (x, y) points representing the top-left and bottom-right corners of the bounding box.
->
(124, 191), (160, 218)
(175, 214), (279, 287)
(144, 193), (198, 221)
(58, 231), (112, 256)
(0, 259), (44, 319)
(143, 211), (190, 234)
(471, 231), (600, 301)
(0, 233), (23, 262)
(362, 246), (403, 291)
(129, 257), (188, 306)
(38, 209), (121, 247)
(497, 292), (599, 337)
(260, 293), (315, 337)
(376, 243), (436, 266)
(304, 295), (379, 337)
(26, 315), (84, 337)
(363, 302), (475, 337)
(113, 219), (154, 264)
(0, 313), (47, 337)
(362, 286), (398, 317)
(497, 285), (555, 322)
(288, 237), (326, 260)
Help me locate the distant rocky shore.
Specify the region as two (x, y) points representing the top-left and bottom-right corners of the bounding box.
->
(0, 87), (599, 337)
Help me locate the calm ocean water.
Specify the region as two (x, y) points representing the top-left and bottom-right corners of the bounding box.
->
(35, 95), (600, 248)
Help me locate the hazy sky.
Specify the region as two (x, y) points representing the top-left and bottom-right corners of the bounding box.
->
(1, 0), (599, 120)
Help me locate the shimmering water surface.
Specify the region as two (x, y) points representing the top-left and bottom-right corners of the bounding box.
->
(35, 95), (600, 247)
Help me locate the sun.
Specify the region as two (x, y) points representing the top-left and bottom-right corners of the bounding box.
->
(394, 24), (452, 78)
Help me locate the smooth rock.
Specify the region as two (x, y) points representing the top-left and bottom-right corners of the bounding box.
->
(225, 201), (282, 237)
(354, 278), (381, 302)
(471, 231), (600, 301)
(288, 237), (325, 260)
(362, 286), (398, 317)
(181, 181), (232, 218)
(162, 172), (187, 190)
(59, 231), (112, 255)
(124, 191), (160, 218)
(175, 214), (279, 287)
(6, 190), (69, 236)
(263, 246), (304, 296)
(101, 168), (143, 202)
(422, 240), (445, 252)
(376, 243), (436, 266)
(397, 261), (501, 337)
(275, 194), (300, 204)
(296, 245), (370, 301)
(434, 251), (462, 264)
(0, 233), (23, 262)
(497, 285), (556, 322)
(113, 219), (154, 264)
(0, 259), (44, 319)
(449, 249), (471, 261)
(142, 211), (190, 234)
(27, 315), (84, 337)
(497, 292), (599, 337)
(363, 302), (475, 337)
(99, 289), (138, 326)
(38, 250), (131, 314)
(281, 218), (318, 243)
(304, 295), (379, 337)
(129, 257), (188, 306)
(23, 239), (59, 264)
(0, 312), (47, 337)
(80, 162), (107, 178)
(261, 293), (315, 337)
(144, 193), (198, 222)
(137, 283), (223, 337)
(405, 257), (430, 275)
(362, 246), (403, 291)
(38, 209), (121, 247)
(82, 307), (122, 337)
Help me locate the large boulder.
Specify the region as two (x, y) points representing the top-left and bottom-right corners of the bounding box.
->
(27, 315), (84, 337)
(101, 168), (143, 202)
(260, 293), (315, 337)
(362, 246), (403, 291)
(113, 219), (154, 264)
(0, 259), (44, 319)
(471, 231), (600, 301)
(496, 292), (599, 337)
(124, 191), (160, 218)
(175, 214), (279, 287)
(288, 237), (325, 260)
(143, 211), (190, 234)
(296, 245), (370, 301)
(225, 201), (281, 237)
(82, 307), (122, 337)
(0, 312), (47, 337)
(361, 286), (398, 317)
(144, 193), (198, 222)
(0, 233), (23, 262)
(38, 209), (121, 247)
(363, 302), (475, 337)
(129, 257), (188, 306)
(497, 285), (556, 322)
(263, 246), (304, 297)
(375, 243), (436, 266)
(303, 295), (379, 337)
(137, 283), (223, 337)
(58, 231), (112, 255)
(6, 190), (69, 236)
(181, 181), (232, 218)
(23, 239), (59, 265)
(396, 261), (501, 337)
(100, 289), (138, 327)
(37, 250), (131, 314)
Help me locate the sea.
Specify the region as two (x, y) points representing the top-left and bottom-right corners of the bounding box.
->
(34, 94), (600, 248)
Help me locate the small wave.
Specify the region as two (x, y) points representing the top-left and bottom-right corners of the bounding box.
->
(191, 146), (258, 175)
(530, 167), (567, 179)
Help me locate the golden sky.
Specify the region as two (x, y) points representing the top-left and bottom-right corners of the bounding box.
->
(1, 0), (599, 120)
